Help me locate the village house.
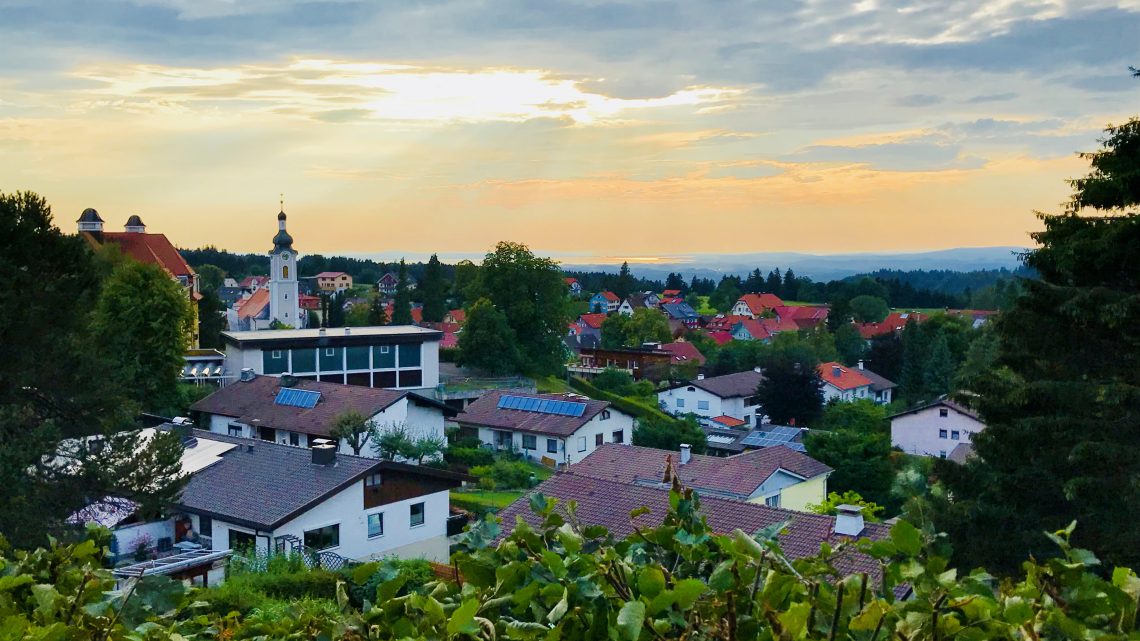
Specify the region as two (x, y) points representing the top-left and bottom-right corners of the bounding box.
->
(702, 424), (809, 457)
(175, 430), (468, 563)
(661, 289), (682, 298)
(221, 325), (441, 390)
(660, 302), (701, 328)
(77, 209), (201, 346)
(376, 271), (412, 296)
(855, 311), (928, 340)
(659, 341), (706, 368)
(818, 361), (896, 404)
(571, 345), (673, 381)
(190, 373), (454, 456)
(730, 318), (772, 342)
(658, 369), (764, 426)
(239, 275), (269, 293)
(575, 443), (831, 511)
(617, 292), (661, 316)
(588, 291), (621, 313)
(456, 391), (635, 466)
(890, 398), (986, 459)
(495, 473), (896, 591)
(731, 293), (784, 318)
(443, 309), (466, 325)
(316, 271), (353, 293)
(564, 277), (582, 296)
(773, 305), (830, 330)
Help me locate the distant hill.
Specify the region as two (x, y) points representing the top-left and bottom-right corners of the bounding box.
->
(561, 247), (1026, 282)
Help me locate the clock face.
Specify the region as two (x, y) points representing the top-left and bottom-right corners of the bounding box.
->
(281, 252), (290, 260)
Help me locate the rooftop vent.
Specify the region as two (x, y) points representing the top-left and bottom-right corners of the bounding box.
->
(239, 368), (256, 382)
(679, 443), (692, 465)
(832, 366), (842, 378)
(833, 504), (865, 537)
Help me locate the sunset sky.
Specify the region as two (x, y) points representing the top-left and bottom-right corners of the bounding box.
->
(3, 1), (1138, 261)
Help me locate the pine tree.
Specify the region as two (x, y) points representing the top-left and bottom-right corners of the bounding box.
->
(326, 292), (346, 327)
(922, 332), (955, 397)
(765, 269), (782, 296)
(782, 268), (799, 300)
(366, 294), (388, 326)
(899, 319), (928, 403)
(392, 258), (414, 325)
(613, 261), (635, 299)
(420, 253), (447, 323)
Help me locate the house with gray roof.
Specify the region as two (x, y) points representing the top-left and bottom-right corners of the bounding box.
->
(576, 443), (831, 511)
(456, 390), (635, 466)
(191, 374), (456, 458)
(172, 430), (469, 563)
(657, 369), (765, 427)
(890, 398), (985, 459)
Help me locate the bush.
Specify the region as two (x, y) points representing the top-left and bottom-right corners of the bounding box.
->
(469, 460), (534, 489)
(196, 555), (340, 616)
(444, 446), (495, 471)
(343, 558), (436, 608)
(439, 347), (460, 363)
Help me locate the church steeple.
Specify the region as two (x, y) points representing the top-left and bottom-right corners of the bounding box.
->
(268, 207), (300, 327)
(272, 210), (294, 253)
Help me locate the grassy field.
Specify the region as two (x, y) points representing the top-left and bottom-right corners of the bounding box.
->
(535, 375), (571, 394)
(450, 461), (553, 514)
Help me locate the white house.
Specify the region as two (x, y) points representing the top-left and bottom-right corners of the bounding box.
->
(456, 391), (635, 466)
(890, 399), (986, 459)
(730, 293), (784, 319)
(221, 325), (442, 391)
(191, 373), (454, 457)
(617, 293), (661, 316)
(817, 362), (875, 402)
(657, 370), (764, 427)
(175, 431), (469, 563)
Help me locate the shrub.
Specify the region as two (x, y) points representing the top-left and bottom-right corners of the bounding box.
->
(469, 460), (534, 489)
(444, 446), (495, 471)
(344, 558), (436, 608)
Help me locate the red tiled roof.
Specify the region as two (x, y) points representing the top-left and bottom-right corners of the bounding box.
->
(385, 302), (423, 324)
(496, 473), (887, 580)
(659, 341), (706, 366)
(706, 330), (733, 345)
(733, 319), (772, 341)
(706, 315), (752, 332)
(93, 232), (195, 278)
(237, 288), (270, 320)
(854, 312), (927, 339)
(662, 289), (681, 297)
(298, 294), (321, 310)
(775, 305), (829, 322)
(239, 276), (268, 288)
(761, 316), (800, 334)
(600, 291), (620, 302)
(565, 277), (578, 285)
(818, 362), (873, 391)
(711, 415), (746, 428)
(578, 313), (607, 329)
(456, 390), (612, 438)
(577, 443), (831, 496)
(737, 293), (784, 316)
(447, 309), (466, 324)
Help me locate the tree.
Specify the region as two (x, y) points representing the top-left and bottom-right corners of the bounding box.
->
(707, 275), (741, 313)
(664, 272), (686, 292)
(330, 410), (372, 455)
(782, 268), (799, 300)
(865, 333), (904, 383)
(197, 289), (227, 349)
(456, 298), (521, 375)
(592, 368), (636, 396)
(371, 424), (445, 463)
(627, 308), (672, 345)
(922, 333), (955, 397)
(478, 241), (568, 374)
(825, 295), (851, 332)
(366, 293), (389, 326)
(756, 359), (823, 426)
(805, 401), (894, 508)
(453, 259), (481, 307)
(807, 490), (885, 522)
(420, 254), (447, 323)
(613, 261), (635, 299)
(195, 263), (225, 293)
(898, 319), (928, 403)
(833, 323), (866, 365)
(600, 314), (631, 350)
(849, 295), (889, 323)
(90, 259), (193, 411)
(765, 269), (782, 297)
(324, 292), (346, 327)
(392, 259), (414, 325)
(684, 291), (702, 310)
(632, 414), (707, 454)
(306, 309), (321, 329)
(0, 191), (186, 548)
(937, 116), (1140, 573)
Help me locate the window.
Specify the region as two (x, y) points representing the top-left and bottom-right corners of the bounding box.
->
(578, 436), (587, 452)
(229, 530), (256, 551)
(600, 410), (611, 421)
(199, 516), (212, 537)
(522, 434), (537, 450)
(367, 513), (384, 538)
(939, 451), (947, 459)
(325, 348), (336, 357)
(744, 415), (751, 425)
(271, 350), (283, 359)
(612, 430), (624, 444)
(676, 398), (685, 408)
(365, 473), (382, 488)
(939, 429), (948, 439)
(303, 524), (340, 550)
(546, 439), (558, 454)
(282, 265), (289, 279)
(697, 400), (710, 411)
(939, 408), (949, 418)
(951, 430), (960, 440)
(399, 344), (421, 367)
(595, 433), (604, 447)
(289, 432), (301, 447)
(410, 502), (425, 527)
(765, 494), (780, 507)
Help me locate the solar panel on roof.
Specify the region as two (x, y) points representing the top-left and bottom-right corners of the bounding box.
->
(274, 388), (321, 409)
(497, 394), (587, 417)
(740, 426), (803, 449)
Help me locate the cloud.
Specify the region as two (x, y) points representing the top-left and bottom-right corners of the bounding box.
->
(965, 92), (1018, 103)
(895, 93), (943, 107)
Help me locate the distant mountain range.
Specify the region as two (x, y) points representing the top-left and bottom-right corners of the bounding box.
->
(560, 247), (1027, 282)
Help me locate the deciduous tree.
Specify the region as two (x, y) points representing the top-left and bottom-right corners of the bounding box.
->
(478, 241), (568, 374)
(456, 298), (521, 375)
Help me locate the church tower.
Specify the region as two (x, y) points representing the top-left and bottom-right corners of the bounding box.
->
(269, 209), (300, 327)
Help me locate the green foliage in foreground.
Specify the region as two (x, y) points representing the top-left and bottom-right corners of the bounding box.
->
(5, 487), (1140, 640)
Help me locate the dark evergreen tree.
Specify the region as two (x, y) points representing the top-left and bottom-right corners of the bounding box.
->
(664, 272), (686, 292)
(756, 359), (824, 426)
(922, 333), (955, 397)
(326, 292), (346, 327)
(478, 242), (568, 374)
(366, 294), (388, 326)
(898, 320), (928, 403)
(613, 261), (635, 299)
(197, 289), (227, 349)
(782, 268), (799, 300)
(392, 258), (414, 325)
(938, 115), (1140, 573)
(765, 269), (782, 296)
(865, 333), (904, 383)
(420, 253), (447, 323)
(743, 268), (765, 293)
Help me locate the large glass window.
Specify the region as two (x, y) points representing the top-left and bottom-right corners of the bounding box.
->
(522, 434), (537, 450)
(398, 370), (423, 388)
(229, 529), (256, 551)
(263, 350), (288, 374)
(318, 347), (342, 372)
(373, 345), (396, 369)
(399, 343), (421, 368)
(410, 502), (425, 527)
(346, 346), (370, 370)
(303, 524), (340, 550)
(367, 513), (384, 538)
(291, 348), (316, 372)
(697, 400), (710, 411)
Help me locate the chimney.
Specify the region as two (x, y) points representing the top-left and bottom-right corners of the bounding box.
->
(312, 443), (336, 466)
(679, 443), (692, 465)
(318, 327), (327, 336)
(833, 504), (865, 536)
(239, 368), (256, 382)
(753, 366), (763, 373)
(857, 360), (864, 370)
(344, 327), (351, 335)
(697, 373), (705, 381)
(832, 366), (842, 378)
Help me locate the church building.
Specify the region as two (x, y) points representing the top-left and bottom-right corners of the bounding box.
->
(231, 210), (304, 330)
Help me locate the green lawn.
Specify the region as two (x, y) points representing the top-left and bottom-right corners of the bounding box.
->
(450, 490), (523, 513)
(694, 295), (717, 314)
(535, 375), (570, 394)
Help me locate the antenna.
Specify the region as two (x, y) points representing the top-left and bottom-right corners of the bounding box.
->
(279, 193), (284, 211)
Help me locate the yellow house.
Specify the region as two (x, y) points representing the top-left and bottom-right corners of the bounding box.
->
(575, 442), (831, 512)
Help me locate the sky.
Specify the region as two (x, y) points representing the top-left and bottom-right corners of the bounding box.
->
(2, 0), (1139, 262)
